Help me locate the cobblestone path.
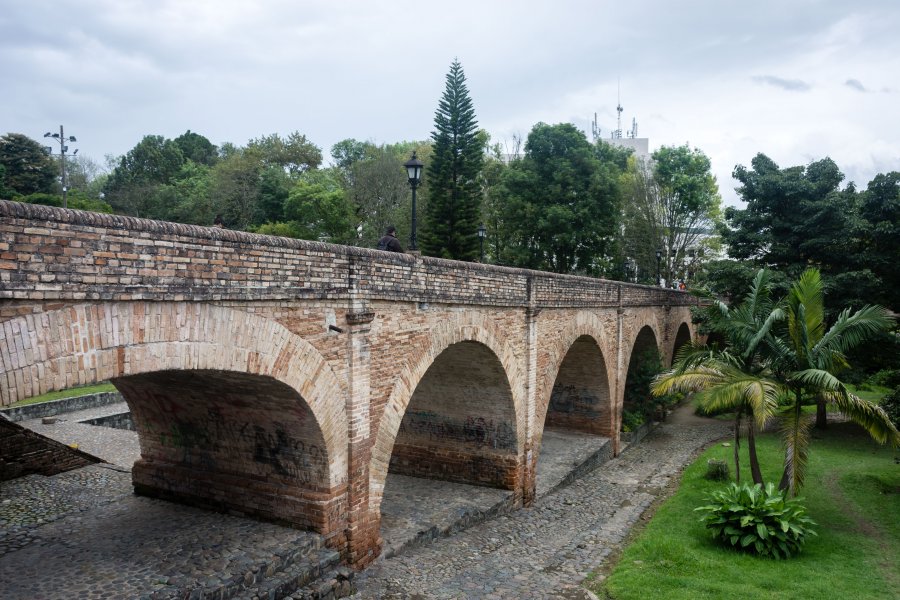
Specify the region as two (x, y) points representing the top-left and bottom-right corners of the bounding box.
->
(350, 408), (729, 599)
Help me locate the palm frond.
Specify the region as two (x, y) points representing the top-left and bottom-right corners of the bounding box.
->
(823, 390), (900, 447)
(780, 405), (812, 496)
(814, 305), (894, 359)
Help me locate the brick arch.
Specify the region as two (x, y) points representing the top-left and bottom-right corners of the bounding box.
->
(534, 311), (616, 438)
(621, 312), (663, 378)
(368, 311), (525, 511)
(0, 302), (348, 489)
(671, 320), (693, 365)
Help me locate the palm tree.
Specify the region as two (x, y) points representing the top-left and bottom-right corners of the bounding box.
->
(653, 269), (783, 484)
(768, 268), (899, 495)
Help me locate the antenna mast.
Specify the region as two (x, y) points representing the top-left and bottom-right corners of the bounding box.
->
(613, 80), (624, 139)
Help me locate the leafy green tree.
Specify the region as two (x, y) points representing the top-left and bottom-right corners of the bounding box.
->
(246, 131), (322, 177)
(421, 60), (483, 260)
(858, 172), (900, 310)
(497, 122), (621, 274)
(104, 135), (186, 217)
(621, 145), (721, 285)
(209, 150), (263, 230)
(0, 133), (57, 196)
(173, 130), (218, 166)
(769, 268), (897, 495)
(256, 169), (355, 244)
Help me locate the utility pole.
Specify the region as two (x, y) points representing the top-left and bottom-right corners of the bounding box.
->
(44, 125), (77, 209)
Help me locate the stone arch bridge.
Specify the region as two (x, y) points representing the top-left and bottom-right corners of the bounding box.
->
(0, 200), (696, 567)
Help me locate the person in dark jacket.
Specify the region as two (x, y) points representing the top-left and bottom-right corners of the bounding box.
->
(376, 225), (403, 252)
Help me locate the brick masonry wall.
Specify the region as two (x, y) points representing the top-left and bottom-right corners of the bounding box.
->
(0, 417), (100, 481)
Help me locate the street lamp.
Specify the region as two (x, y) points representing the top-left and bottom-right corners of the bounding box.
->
(44, 125), (77, 209)
(477, 223), (486, 262)
(655, 247), (662, 286)
(404, 151), (424, 251)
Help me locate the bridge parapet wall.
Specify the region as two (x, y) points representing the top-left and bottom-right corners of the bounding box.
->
(0, 201), (694, 317)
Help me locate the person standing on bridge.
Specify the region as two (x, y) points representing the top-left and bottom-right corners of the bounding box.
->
(377, 225), (403, 252)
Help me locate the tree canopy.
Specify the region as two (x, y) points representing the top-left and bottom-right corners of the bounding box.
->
(0, 132), (57, 196)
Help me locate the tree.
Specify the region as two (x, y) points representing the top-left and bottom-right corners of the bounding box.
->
(654, 269), (784, 484)
(0, 133), (57, 196)
(421, 60), (483, 260)
(246, 132), (322, 177)
(621, 145), (721, 285)
(769, 269), (898, 495)
(656, 268), (898, 496)
(173, 130), (218, 166)
(103, 135), (186, 217)
(858, 172), (900, 310)
(497, 123), (621, 275)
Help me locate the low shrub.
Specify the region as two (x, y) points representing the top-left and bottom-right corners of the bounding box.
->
(881, 386), (900, 428)
(621, 410), (644, 432)
(704, 459), (730, 481)
(869, 369), (900, 389)
(695, 482), (816, 559)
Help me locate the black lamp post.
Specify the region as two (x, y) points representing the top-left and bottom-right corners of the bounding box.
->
(404, 151), (424, 251)
(44, 125), (77, 209)
(656, 247), (663, 286)
(477, 223), (486, 262)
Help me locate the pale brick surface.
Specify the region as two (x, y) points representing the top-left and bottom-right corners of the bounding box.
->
(0, 200), (698, 566)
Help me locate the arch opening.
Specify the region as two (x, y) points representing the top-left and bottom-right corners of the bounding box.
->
(672, 322), (692, 364)
(388, 341), (519, 489)
(115, 368), (343, 535)
(546, 335), (613, 436)
(622, 326), (663, 431)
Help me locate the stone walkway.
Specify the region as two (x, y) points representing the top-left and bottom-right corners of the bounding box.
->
(349, 407), (729, 599)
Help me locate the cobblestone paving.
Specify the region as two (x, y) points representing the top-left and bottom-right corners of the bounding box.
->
(0, 487), (325, 599)
(350, 409), (730, 599)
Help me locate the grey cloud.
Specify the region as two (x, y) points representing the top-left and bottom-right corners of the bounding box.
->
(752, 75), (812, 91)
(845, 78), (868, 92)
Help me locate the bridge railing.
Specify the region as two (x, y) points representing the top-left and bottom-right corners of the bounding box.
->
(0, 200), (695, 309)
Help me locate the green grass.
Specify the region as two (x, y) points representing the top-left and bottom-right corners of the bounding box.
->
(9, 382), (117, 408)
(589, 423), (900, 599)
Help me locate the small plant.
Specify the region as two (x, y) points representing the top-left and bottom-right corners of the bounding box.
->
(704, 459), (730, 481)
(621, 410), (644, 432)
(695, 482), (816, 559)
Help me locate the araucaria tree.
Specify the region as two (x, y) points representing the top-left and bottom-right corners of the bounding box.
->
(421, 60), (483, 260)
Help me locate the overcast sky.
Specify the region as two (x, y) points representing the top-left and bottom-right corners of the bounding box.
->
(2, 0), (898, 205)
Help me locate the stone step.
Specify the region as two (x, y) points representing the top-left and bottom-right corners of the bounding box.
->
(149, 535), (327, 600)
(233, 548), (347, 600)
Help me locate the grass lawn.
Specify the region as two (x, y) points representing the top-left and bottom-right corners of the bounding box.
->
(9, 382), (117, 408)
(589, 422), (900, 599)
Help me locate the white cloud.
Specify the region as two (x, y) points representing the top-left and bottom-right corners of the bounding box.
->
(1, 0), (898, 206)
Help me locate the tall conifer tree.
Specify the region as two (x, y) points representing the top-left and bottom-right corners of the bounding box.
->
(421, 60), (483, 260)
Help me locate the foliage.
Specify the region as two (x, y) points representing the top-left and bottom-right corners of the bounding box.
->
(720, 154), (900, 314)
(275, 169), (356, 243)
(495, 123), (622, 275)
(173, 130), (218, 166)
(621, 410), (645, 432)
(704, 459), (730, 481)
(0, 132), (57, 196)
(593, 423), (900, 599)
(770, 268), (898, 495)
(881, 386), (900, 428)
(624, 347), (671, 426)
(620, 145), (722, 285)
(695, 482), (816, 558)
(246, 131), (322, 176)
(20, 192), (113, 213)
(421, 60), (483, 260)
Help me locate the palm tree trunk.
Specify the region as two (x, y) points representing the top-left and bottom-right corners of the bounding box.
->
(815, 394), (828, 429)
(733, 408), (742, 484)
(747, 421), (764, 485)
